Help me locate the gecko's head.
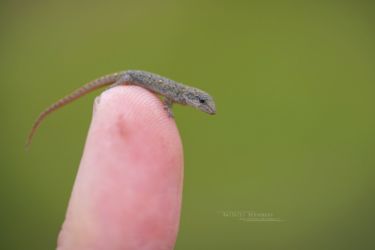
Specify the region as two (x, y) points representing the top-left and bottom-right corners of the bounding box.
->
(183, 87), (216, 115)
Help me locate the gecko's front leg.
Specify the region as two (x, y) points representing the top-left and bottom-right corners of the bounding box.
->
(162, 97), (174, 118)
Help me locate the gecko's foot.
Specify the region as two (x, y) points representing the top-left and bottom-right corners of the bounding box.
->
(107, 74), (131, 90)
(163, 105), (174, 118)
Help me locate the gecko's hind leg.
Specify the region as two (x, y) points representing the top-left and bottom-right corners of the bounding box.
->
(162, 97), (174, 118)
(106, 72), (131, 90)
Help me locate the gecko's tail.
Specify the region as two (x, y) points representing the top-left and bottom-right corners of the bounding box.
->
(25, 72), (121, 149)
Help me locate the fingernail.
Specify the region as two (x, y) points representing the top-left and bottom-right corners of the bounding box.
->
(93, 96), (101, 115)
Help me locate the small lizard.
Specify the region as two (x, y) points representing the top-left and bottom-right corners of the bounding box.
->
(26, 70), (216, 147)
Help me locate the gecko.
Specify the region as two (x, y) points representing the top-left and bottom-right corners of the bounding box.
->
(26, 70), (216, 147)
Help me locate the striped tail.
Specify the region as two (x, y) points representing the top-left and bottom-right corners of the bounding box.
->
(25, 72), (121, 148)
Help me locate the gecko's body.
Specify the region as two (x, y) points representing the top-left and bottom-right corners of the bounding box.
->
(26, 70), (216, 147)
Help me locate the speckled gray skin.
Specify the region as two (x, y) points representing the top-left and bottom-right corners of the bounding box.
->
(26, 70), (216, 147)
(115, 70), (216, 116)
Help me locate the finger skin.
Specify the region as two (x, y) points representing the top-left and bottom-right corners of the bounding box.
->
(57, 86), (184, 250)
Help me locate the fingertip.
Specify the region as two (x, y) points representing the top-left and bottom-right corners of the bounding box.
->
(90, 86), (183, 162)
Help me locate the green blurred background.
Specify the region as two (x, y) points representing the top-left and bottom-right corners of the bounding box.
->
(1, 0), (375, 249)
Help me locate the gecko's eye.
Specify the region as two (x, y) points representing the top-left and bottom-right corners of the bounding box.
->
(199, 99), (206, 104)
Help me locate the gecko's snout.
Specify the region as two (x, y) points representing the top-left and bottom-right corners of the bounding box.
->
(197, 96), (216, 115)
(206, 101), (216, 115)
